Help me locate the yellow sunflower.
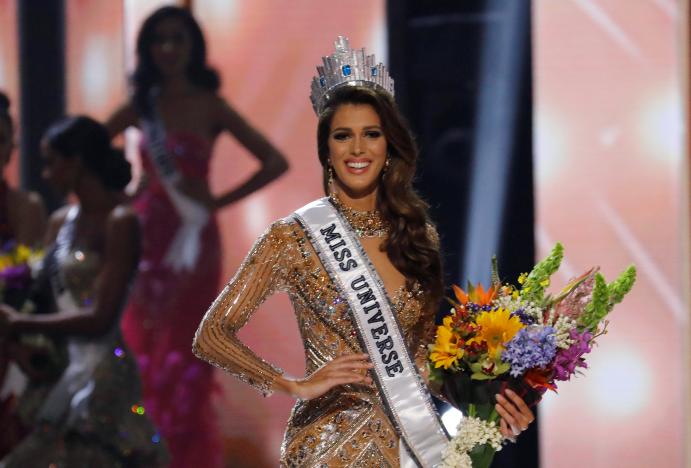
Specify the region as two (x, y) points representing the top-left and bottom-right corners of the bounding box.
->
(0, 254), (13, 271)
(14, 245), (32, 264)
(429, 317), (464, 369)
(468, 308), (523, 358)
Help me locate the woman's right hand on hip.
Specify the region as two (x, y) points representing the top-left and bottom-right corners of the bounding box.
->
(276, 353), (374, 400)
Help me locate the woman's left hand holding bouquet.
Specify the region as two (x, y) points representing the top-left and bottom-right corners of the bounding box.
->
(0, 304), (63, 382)
(495, 389), (535, 440)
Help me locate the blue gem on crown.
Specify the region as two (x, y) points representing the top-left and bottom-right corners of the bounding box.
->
(309, 36), (395, 115)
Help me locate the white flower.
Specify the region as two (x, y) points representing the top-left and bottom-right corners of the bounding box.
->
(440, 449), (472, 468)
(440, 416), (504, 467)
(495, 295), (544, 324)
(552, 314), (577, 349)
(494, 295), (519, 312)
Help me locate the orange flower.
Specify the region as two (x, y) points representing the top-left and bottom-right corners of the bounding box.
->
(452, 283), (497, 306)
(524, 368), (557, 392)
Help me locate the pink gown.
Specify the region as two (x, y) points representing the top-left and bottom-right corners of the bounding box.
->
(121, 131), (223, 468)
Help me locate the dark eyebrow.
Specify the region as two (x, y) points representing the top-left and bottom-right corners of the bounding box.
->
(330, 125), (382, 134)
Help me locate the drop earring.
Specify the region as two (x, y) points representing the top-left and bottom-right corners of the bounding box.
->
(383, 157), (391, 176)
(327, 165), (334, 193)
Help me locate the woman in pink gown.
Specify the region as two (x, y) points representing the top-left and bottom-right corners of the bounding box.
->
(106, 6), (288, 468)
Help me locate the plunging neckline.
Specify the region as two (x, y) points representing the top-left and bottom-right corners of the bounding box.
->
(363, 253), (408, 305)
(328, 196), (407, 302)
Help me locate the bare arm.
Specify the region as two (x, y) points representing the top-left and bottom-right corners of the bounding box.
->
(211, 98), (289, 209)
(4, 206), (140, 336)
(105, 102), (138, 138)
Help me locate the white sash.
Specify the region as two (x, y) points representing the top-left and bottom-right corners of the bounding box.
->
(294, 198), (448, 468)
(140, 89), (209, 272)
(50, 206), (85, 313)
(40, 205), (104, 424)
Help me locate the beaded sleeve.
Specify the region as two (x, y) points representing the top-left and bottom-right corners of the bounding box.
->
(192, 221), (291, 396)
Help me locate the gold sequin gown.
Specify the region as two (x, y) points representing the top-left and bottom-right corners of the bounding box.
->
(193, 215), (437, 467)
(1, 207), (169, 468)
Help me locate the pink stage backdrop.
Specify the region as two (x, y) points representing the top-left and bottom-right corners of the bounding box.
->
(0, 0), (19, 187)
(534, 1), (687, 467)
(120, 1), (386, 464)
(66, 0), (126, 120)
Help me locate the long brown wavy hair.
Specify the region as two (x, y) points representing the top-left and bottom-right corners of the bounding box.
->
(316, 86), (443, 309)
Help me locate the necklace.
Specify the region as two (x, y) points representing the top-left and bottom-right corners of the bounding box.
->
(329, 194), (390, 238)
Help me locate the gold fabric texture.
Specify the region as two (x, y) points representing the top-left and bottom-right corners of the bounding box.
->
(193, 218), (437, 467)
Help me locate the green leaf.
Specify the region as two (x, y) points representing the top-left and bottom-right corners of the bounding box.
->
(580, 273), (608, 331)
(521, 242), (564, 304)
(494, 362), (511, 375)
(428, 365), (445, 383)
(491, 255), (501, 287)
(471, 372), (496, 381)
(606, 265), (637, 312)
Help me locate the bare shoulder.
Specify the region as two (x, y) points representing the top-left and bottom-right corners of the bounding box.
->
(25, 191), (45, 209)
(10, 188), (44, 213)
(106, 101), (138, 136)
(207, 93), (231, 112)
(210, 94), (245, 123)
(106, 204), (139, 233)
(47, 205), (71, 232)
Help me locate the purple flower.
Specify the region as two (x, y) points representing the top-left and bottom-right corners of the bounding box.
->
(502, 326), (557, 377)
(553, 329), (592, 381)
(0, 264), (31, 289)
(0, 239), (17, 254)
(512, 308), (537, 325)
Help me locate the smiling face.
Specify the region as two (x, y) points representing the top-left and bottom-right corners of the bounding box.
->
(327, 103), (387, 200)
(150, 17), (192, 79)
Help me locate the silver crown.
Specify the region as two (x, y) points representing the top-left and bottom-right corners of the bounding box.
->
(310, 36), (395, 115)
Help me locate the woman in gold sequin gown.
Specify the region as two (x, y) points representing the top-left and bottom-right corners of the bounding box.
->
(0, 117), (168, 467)
(194, 60), (535, 467)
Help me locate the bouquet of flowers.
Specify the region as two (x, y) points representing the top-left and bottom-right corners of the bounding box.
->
(0, 241), (45, 456)
(0, 241), (66, 382)
(0, 241), (39, 310)
(428, 243), (636, 468)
